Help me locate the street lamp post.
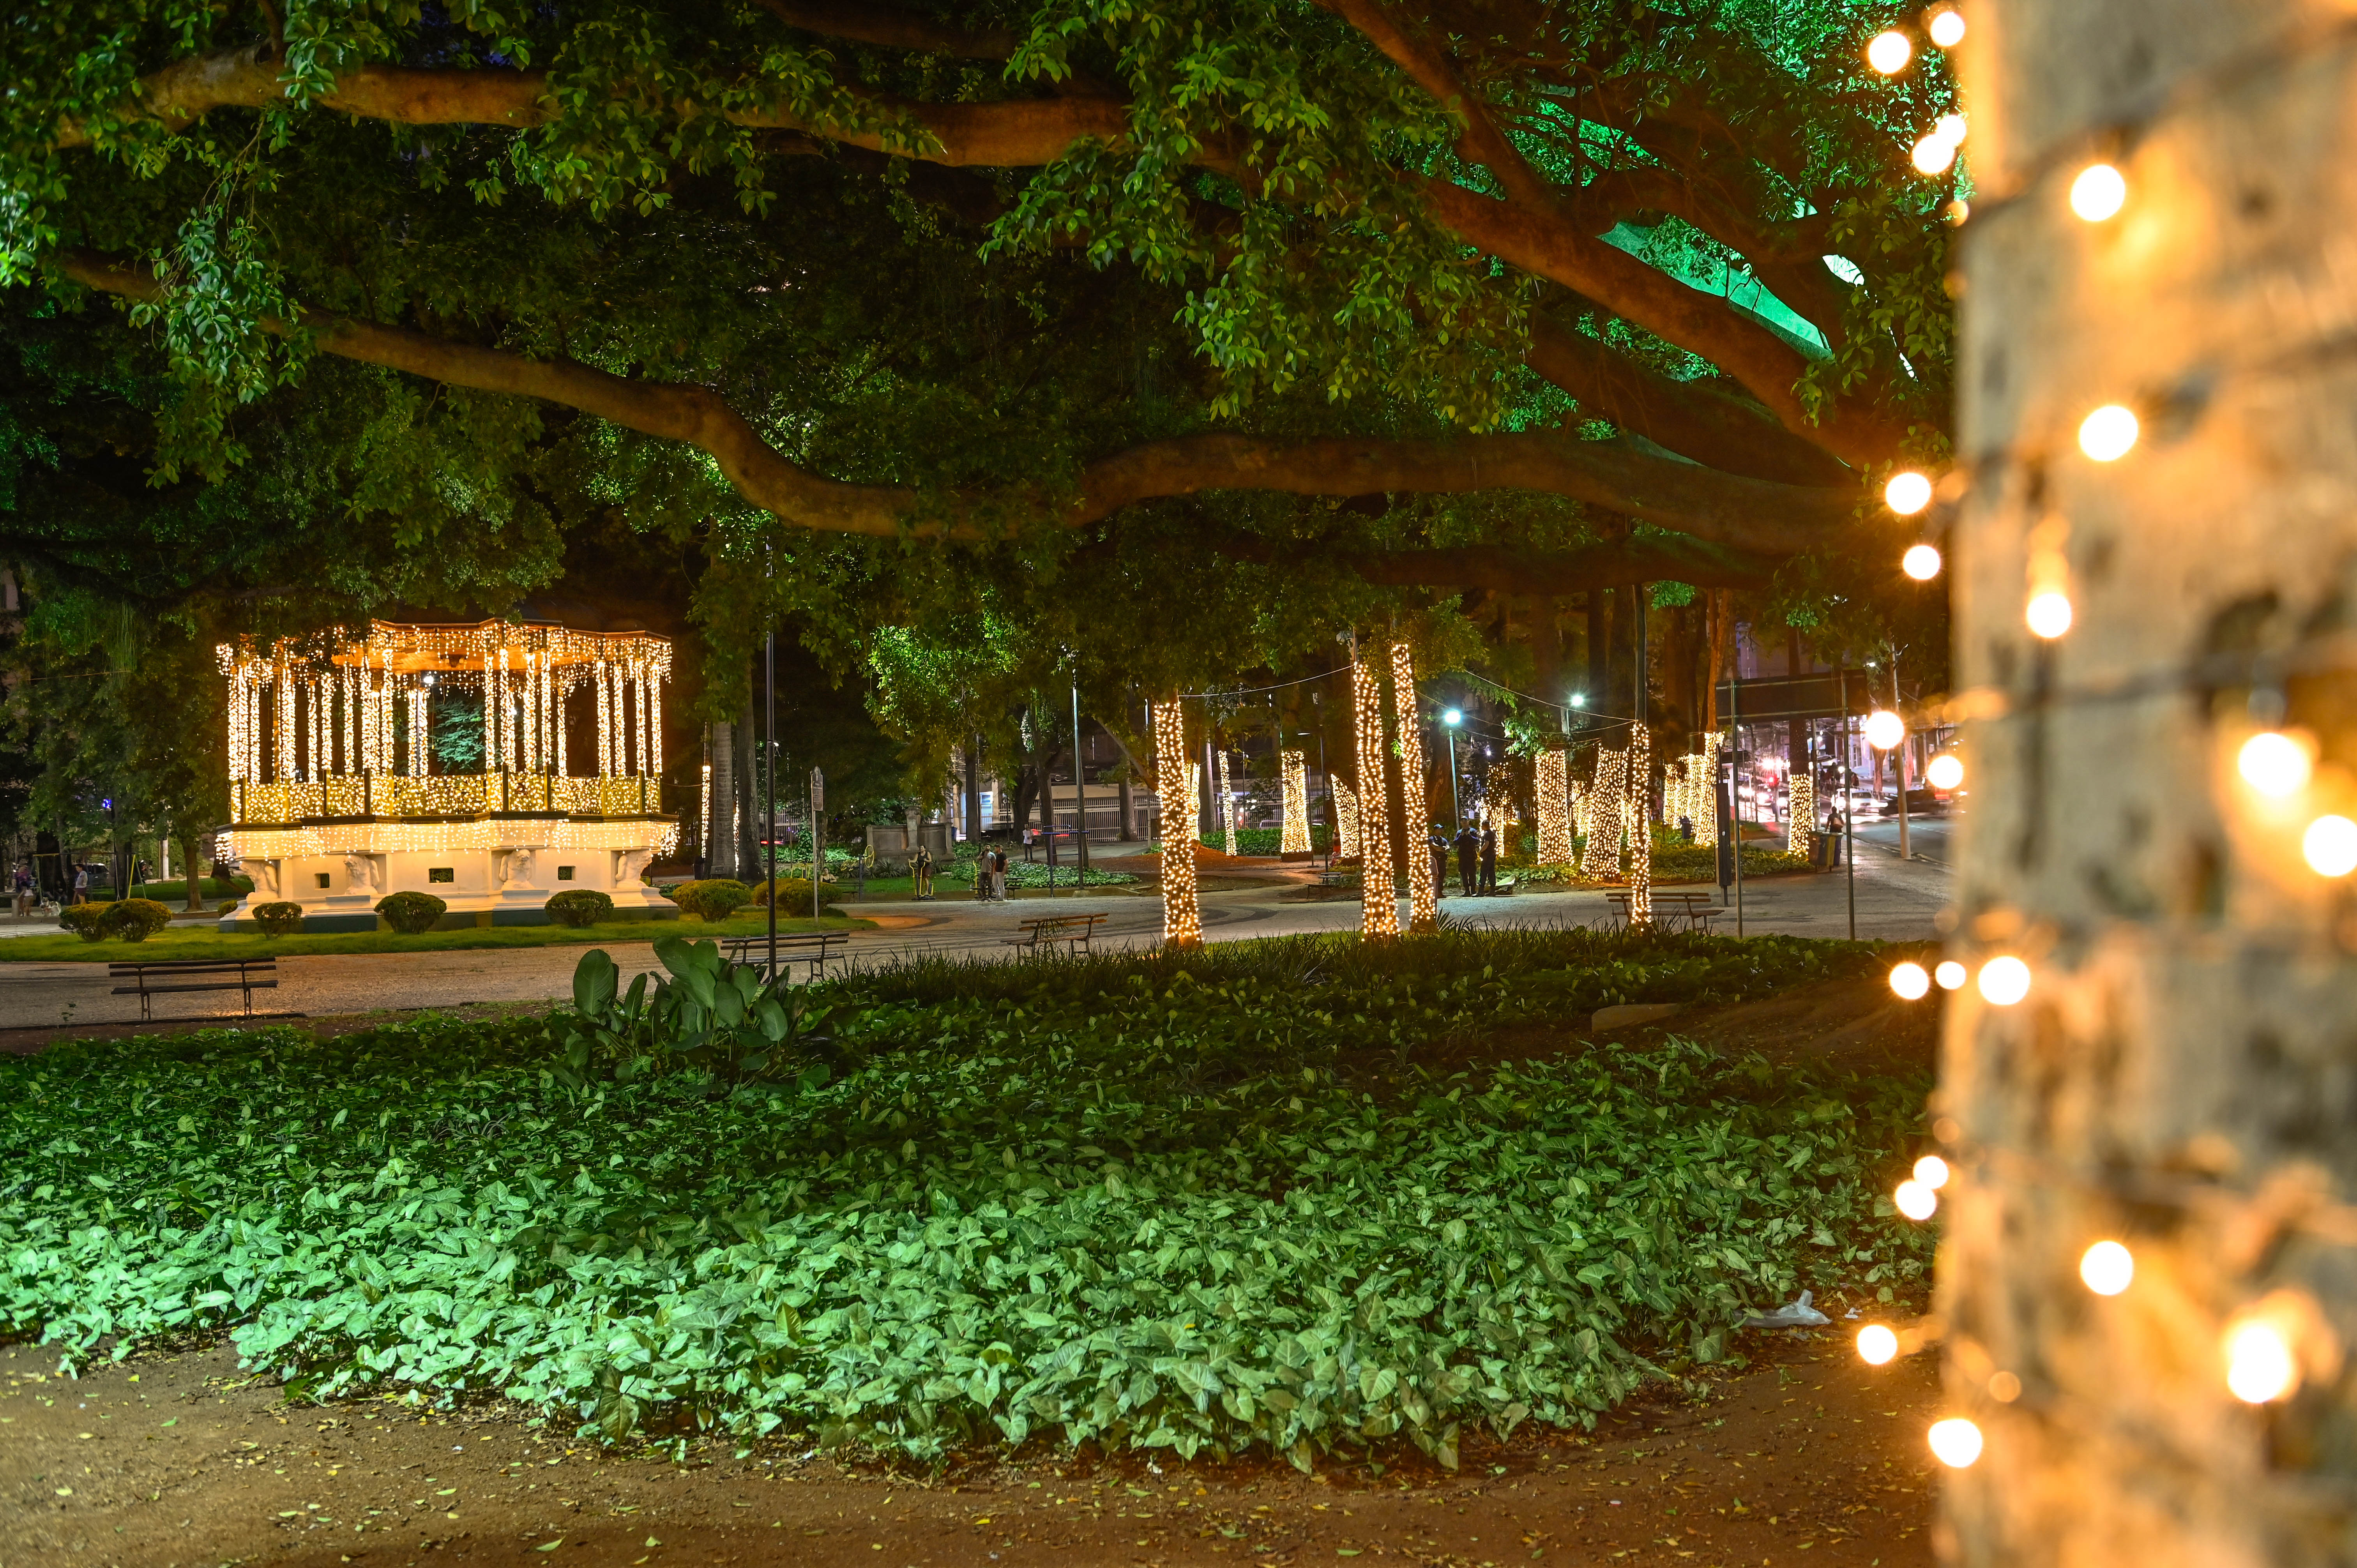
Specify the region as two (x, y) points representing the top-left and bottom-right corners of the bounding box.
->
(1442, 708), (1463, 826)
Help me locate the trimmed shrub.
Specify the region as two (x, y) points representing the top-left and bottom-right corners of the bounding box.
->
(667, 879), (749, 922)
(375, 891), (447, 935)
(57, 904), (110, 942)
(251, 901), (305, 938)
(544, 889), (613, 928)
(751, 877), (835, 917)
(213, 899), (238, 915)
(103, 899), (175, 943)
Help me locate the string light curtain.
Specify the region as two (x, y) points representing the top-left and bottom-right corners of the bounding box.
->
(1351, 643), (1397, 937)
(1333, 777), (1360, 859)
(1151, 698), (1201, 946)
(1388, 639), (1437, 934)
(1625, 724), (1653, 925)
(1535, 745), (1573, 864)
(1280, 749), (1310, 854)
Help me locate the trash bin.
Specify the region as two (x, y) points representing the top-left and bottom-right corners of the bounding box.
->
(1810, 830), (1842, 871)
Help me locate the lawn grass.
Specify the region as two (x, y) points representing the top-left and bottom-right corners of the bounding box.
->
(2, 927), (1931, 1466)
(0, 908), (874, 963)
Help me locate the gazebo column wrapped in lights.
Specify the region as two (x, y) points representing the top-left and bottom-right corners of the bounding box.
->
(214, 619), (678, 931)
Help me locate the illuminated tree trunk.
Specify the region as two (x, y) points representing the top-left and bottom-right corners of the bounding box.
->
(1151, 698), (1201, 946)
(1945, 8), (2357, 1563)
(1351, 641), (1399, 938)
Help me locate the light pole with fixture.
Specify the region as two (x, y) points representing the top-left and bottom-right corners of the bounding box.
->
(1442, 708), (1463, 826)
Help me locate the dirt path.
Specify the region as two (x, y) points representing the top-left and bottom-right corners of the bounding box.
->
(2, 1325), (1940, 1568)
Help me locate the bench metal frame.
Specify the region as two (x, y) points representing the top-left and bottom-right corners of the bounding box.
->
(722, 931), (849, 982)
(107, 959), (289, 1021)
(1002, 912), (1109, 956)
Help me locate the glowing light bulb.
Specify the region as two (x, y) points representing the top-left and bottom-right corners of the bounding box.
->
(1935, 960), (1967, 991)
(2226, 1319), (2298, 1404)
(1868, 29), (1913, 72)
(1928, 1418), (1984, 1468)
(1857, 1324), (1899, 1365)
(1902, 543), (1944, 581)
(1885, 471), (1933, 514)
(2237, 731), (2312, 798)
(2071, 163), (2127, 221)
(2079, 404), (2139, 461)
(2080, 1240), (2134, 1296)
(1935, 113), (1967, 145)
(1928, 9), (1965, 46)
(2027, 592), (2074, 639)
(1978, 955), (2031, 1006)
(1926, 753), (1964, 790)
(1894, 1179), (1938, 1221)
(1914, 1155), (1951, 1189)
(1890, 961), (1931, 1000)
(2304, 815), (2357, 877)
(1945, 198), (1971, 224)
(1912, 133), (1957, 175)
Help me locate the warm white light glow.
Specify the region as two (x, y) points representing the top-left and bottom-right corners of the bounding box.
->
(2226, 1319), (2298, 1404)
(1903, 543), (1944, 581)
(1894, 1179), (1938, 1221)
(1928, 9), (1965, 46)
(2080, 1240), (2135, 1296)
(2070, 163), (2127, 221)
(1979, 955), (2032, 1006)
(1857, 1324), (1899, 1365)
(1885, 471), (1934, 514)
(1935, 960), (1967, 991)
(1926, 753), (1965, 790)
(2078, 403), (2139, 461)
(1857, 28), (1914, 71)
(1935, 113), (1967, 145)
(2027, 592), (2075, 639)
(1928, 1418), (1984, 1468)
(2237, 731), (2313, 798)
(1864, 709), (1906, 750)
(2303, 815), (2357, 877)
(1912, 133), (1957, 175)
(1914, 1155), (1951, 1190)
(1890, 961), (1931, 1000)
(1867, 29), (1913, 72)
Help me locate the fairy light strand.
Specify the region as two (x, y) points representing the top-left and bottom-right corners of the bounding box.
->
(1352, 642), (1398, 938)
(1152, 697), (1202, 946)
(1280, 749), (1310, 855)
(1390, 640), (1438, 934)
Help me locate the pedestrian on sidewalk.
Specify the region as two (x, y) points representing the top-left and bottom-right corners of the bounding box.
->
(990, 848), (1009, 902)
(71, 863), (88, 905)
(1480, 823), (1497, 894)
(1454, 822), (1478, 897)
(12, 862), (32, 918)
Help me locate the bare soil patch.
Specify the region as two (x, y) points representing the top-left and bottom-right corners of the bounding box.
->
(2, 1326), (1939, 1568)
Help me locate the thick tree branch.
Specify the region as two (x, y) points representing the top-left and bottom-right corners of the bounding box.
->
(1215, 532), (1774, 594)
(56, 48), (1126, 168)
(60, 249), (1848, 556)
(1523, 314), (1850, 488)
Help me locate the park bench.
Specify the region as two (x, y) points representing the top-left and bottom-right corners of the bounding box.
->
(1604, 890), (1721, 932)
(1003, 912), (1108, 955)
(1315, 868), (1360, 888)
(108, 958), (290, 1021)
(722, 931), (848, 982)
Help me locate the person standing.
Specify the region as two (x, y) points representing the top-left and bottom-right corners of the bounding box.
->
(71, 862), (88, 906)
(1454, 822), (1478, 897)
(912, 844), (935, 900)
(12, 862), (32, 917)
(1480, 823), (1498, 895)
(991, 847), (1009, 902)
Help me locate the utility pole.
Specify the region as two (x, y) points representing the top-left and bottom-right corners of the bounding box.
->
(765, 629), (777, 980)
(1071, 672), (1089, 888)
(1841, 667), (1855, 939)
(1891, 657), (1911, 863)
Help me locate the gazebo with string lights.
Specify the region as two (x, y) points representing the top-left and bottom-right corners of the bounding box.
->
(214, 619), (678, 931)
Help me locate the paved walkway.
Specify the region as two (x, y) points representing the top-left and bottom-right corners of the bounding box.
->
(0, 853), (1949, 1032)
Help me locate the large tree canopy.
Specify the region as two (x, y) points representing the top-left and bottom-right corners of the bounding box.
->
(0, 0), (1958, 802)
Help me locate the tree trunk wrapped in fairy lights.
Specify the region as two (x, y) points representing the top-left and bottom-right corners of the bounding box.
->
(1151, 697), (1200, 946)
(1389, 639), (1438, 933)
(1280, 749), (1310, 855)
(1923, 7), (2357, 1562)
(1351, 642), (1398, 938)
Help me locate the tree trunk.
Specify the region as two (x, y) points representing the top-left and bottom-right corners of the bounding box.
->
(707, 720), (733, 877)
(1704, 589), (1727, 732)
(1586, 589), (1611, 729)
(179, 833), (203, 911)
(1944, 9), (2357, 1563)
(964, 736), (982, 842)
(733, 699), (756, 881)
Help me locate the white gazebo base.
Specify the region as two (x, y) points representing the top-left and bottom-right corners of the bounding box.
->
(217, 817), (679, 933)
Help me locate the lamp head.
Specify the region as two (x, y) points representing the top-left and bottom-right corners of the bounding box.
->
(1442, 708), (1462, 727)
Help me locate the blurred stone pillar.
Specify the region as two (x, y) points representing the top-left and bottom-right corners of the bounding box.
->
(1947, 5), (2357, 1563)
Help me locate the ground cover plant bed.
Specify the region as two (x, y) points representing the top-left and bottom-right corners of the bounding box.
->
(0, 929), (1933, 1477)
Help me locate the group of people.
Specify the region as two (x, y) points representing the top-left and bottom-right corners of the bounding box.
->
(1429, 820), (1501, 898)
(971, 845), (1011, 901)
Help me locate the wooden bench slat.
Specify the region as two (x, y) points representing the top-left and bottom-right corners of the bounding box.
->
(111, 980), (279, 996)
